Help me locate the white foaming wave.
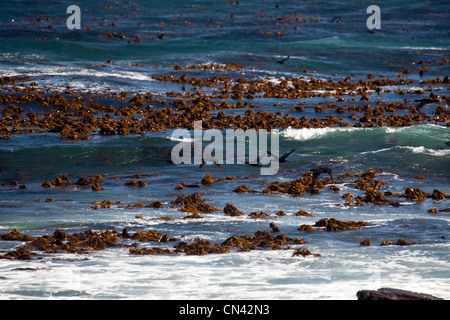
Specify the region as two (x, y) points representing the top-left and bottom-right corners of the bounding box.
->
(168, 136), (196, 143)
(280, 125), (418, 141)
(361, 145), (450, 156)
(1, 237), (449, 300)
(10, 64), (156, 83)
(398, 46), (448, 51)
(280, 126), (362, 141)
(384, 127), (407, 134)
(281, 124), (447, 142)
(408, 146), (450, 157)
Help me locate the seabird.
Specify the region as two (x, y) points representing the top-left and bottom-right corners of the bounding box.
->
(246, 148), (295, 167)
(272, 55), (290, 64)
(415, 98), (440, 109)
(309, 166), (333, 186)
(268, 148), (295, 163)
(268, 149), (295, 163)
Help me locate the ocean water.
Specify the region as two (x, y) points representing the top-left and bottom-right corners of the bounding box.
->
(0, 0), (449, 300)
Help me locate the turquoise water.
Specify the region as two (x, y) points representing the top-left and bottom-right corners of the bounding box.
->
(0, 0), (449, 299)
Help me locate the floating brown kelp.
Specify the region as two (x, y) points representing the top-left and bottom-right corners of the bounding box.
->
(248, 211), (270, 219)
(0, 229), (34, 241)
(292, 248), (321, 257)
(0, 227), (177, 260)
(1, 71), (447, 142)
(223, 203), (245, 216)
(221, 230), (305, 252)
(129, 229), (306, 256)
(298, 218), (368, 232)
(173, 192), (219, 214)
(0, 229), (121, 259)
(174, 238), (230, 255)
(76, 174), (104, 187)
(129, 247), (175, 255)
(380, 239), (419, 246)
(201, 173), (214, 185)
(129, 230), (176, 242)
(146, 201), (164, 208)
(295, 210), (312, 217)
(403, 187), (428, 200)
(124, 180), (148, 187)
(0, 224), (311, 259)
(260, 175), (330, 196)
(353, 188), (400, 207)
(233, 185), (252, 193)
(399, 187), (448, 201)
(431, 189), (446, 200)
(90, 199), (119, 210)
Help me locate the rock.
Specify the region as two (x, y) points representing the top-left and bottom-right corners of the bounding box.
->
(356, 288), (443, 300)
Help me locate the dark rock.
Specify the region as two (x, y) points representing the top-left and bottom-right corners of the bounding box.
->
(357, 288), (443, 300)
